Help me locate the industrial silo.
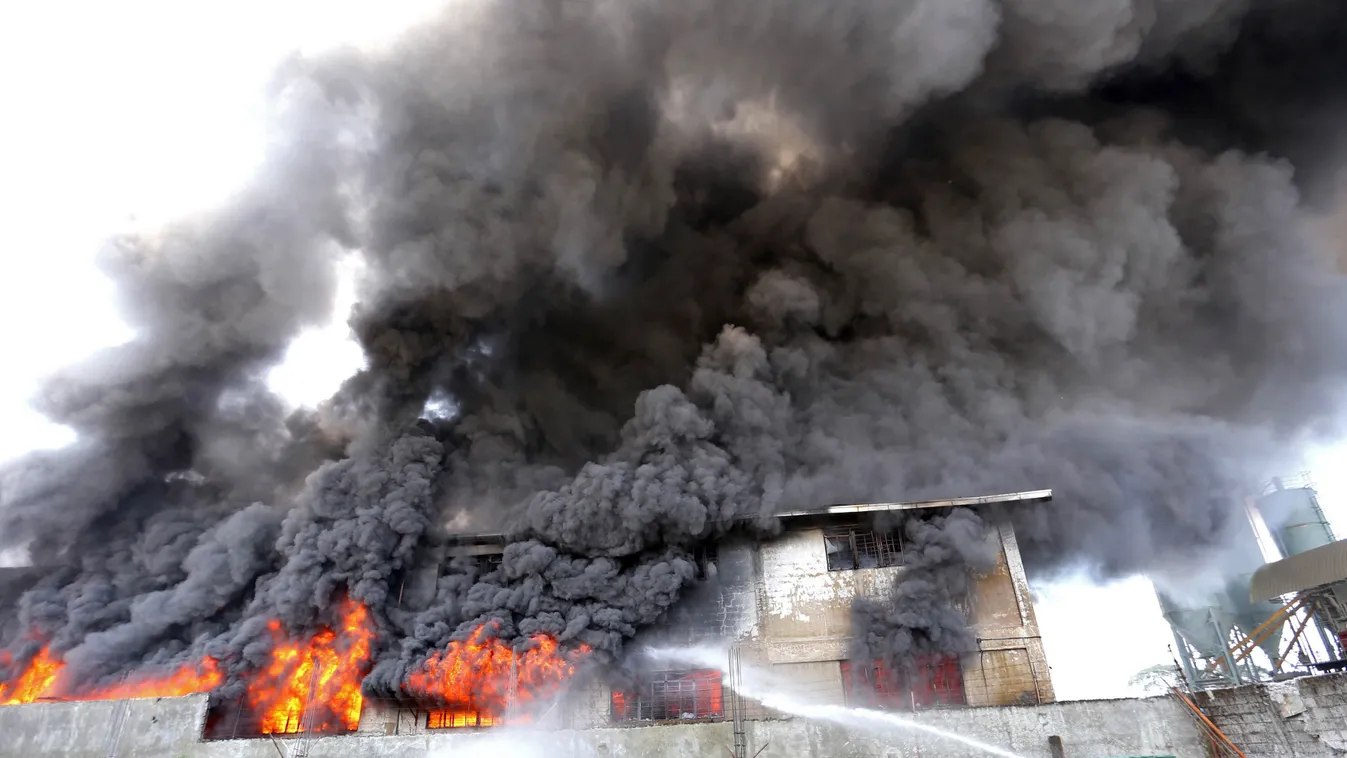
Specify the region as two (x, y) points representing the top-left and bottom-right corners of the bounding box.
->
(1257, 477), (1337, 559)
(1155, 501), (1282, 686)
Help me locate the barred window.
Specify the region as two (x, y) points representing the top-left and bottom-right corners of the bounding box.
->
(202, 700), (359, 740)
(824, 526), (903, 571)
(840, 655), (965, 711)
(610, 669), (724, 723)
(427, 710), (497, 729)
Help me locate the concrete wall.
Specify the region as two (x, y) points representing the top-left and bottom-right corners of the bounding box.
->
(0, 695), (207, 758)
(1197, 672), (1347, 757)
(731, 516), (1054, 707)
(404, 511), (1053, 717)
(0, 693), (1205, 758)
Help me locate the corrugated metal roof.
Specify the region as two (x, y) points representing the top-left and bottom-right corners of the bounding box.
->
(1250, 538), (1347, 601)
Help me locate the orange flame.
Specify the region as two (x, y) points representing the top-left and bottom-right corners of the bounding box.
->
(0, 647), (61, 705)
(0, 646), (221, 705)
(243, 601), (375, 734)
(0, 602), (373, 738)
(405, 625), (589, 728)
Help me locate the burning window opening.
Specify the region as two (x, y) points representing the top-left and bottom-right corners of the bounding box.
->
(824, 526), (903, 571)
(427, 709), (498, 729)
(610, 669), (725, 723)
(203, 701), (361, 741)
(840, 656), (965, 711)
(201, 601), (375, 740)
(401, 625), (589, 731)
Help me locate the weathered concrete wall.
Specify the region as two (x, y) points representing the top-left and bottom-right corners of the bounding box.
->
(0, 695), (207, 757)
(962, 522), (1055, 707)
(1198, 672), (1347, 757)
(741, 517), (1054, 707)
(0, 693), (1203, 758)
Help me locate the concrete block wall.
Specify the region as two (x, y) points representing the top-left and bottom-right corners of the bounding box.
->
(1198, 672), (1347, 757)
(0, 692), (1207, 758)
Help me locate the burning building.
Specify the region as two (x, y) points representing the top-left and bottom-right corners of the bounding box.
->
(6, 0), (1347, 754)
(367, 488), (1056, 736)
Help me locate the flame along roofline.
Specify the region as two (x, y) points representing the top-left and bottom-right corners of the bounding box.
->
(439, 489), (1054, 550)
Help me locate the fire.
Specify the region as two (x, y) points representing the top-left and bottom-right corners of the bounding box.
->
(243, 600), (375, 735)
(405, 625), (589, 727)
(0, 647), (61, 705)
(0, 646), (221, 705)
(0, 601), (374, 740)
(87, 657), (224, 700)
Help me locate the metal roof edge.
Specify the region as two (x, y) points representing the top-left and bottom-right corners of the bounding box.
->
(774, 488), (1054, 519)
(438, 488), (1055, 550)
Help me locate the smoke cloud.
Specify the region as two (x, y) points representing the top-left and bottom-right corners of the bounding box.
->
(851, 508), (998, 673)
(4, 0), (1347, 695)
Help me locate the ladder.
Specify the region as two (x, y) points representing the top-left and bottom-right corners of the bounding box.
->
(101, 675), (130, 758)
(289, 665), (322, 758)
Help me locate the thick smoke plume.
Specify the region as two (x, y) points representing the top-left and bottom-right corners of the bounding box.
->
(851, 508), (998, 671)
(4, 0), (1347, 695)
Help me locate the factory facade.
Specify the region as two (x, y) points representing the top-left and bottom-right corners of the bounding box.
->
(14, 488), (1347, 757)
(383, 489), (1057, 734)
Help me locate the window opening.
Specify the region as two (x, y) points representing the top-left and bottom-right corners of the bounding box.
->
(610, 669), (725, 723)
(824, 526), (903, 571)
(427, 710), (498, 729)
(841, 655), (965, 711)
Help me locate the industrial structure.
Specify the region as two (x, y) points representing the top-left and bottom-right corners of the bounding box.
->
(6, 486), (1347, 757)
(349, 488), (1058, 739)
(1159, 475), (1346, 690)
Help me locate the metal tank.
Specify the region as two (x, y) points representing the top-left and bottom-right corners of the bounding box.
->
(1257, 477), (1337, 559)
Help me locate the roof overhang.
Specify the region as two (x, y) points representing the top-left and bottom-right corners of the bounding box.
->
(1250, 538), (1347, 602)
(775, 488), (1053, 521)
(440, 488), (1054, 553)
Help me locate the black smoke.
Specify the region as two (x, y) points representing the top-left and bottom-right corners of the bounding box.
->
(4, 0), (1347, 695)
(851, 508), (999, 671)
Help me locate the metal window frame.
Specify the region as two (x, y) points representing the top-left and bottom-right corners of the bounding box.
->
(610, 669), (725, 724)
(824, 526), (904, 572)
(840, 656), (967, 711)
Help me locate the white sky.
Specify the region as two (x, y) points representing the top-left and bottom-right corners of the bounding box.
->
(2, 0), (1345, 702)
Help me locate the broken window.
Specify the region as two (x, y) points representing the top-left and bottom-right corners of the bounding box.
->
(610, 669), (725, 723)
(824, 526), (903, 571)
(840, 656), (965, 711)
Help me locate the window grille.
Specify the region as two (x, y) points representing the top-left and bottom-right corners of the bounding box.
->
(427, 710), (497, 729)
(610, 669), (725, 723)
(824, 526), (903, 571)
(840, 655), (965, 711)
(202, 700), (359, 740)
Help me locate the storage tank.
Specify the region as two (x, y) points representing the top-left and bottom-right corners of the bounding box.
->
(1257, 477), (1336, 558)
